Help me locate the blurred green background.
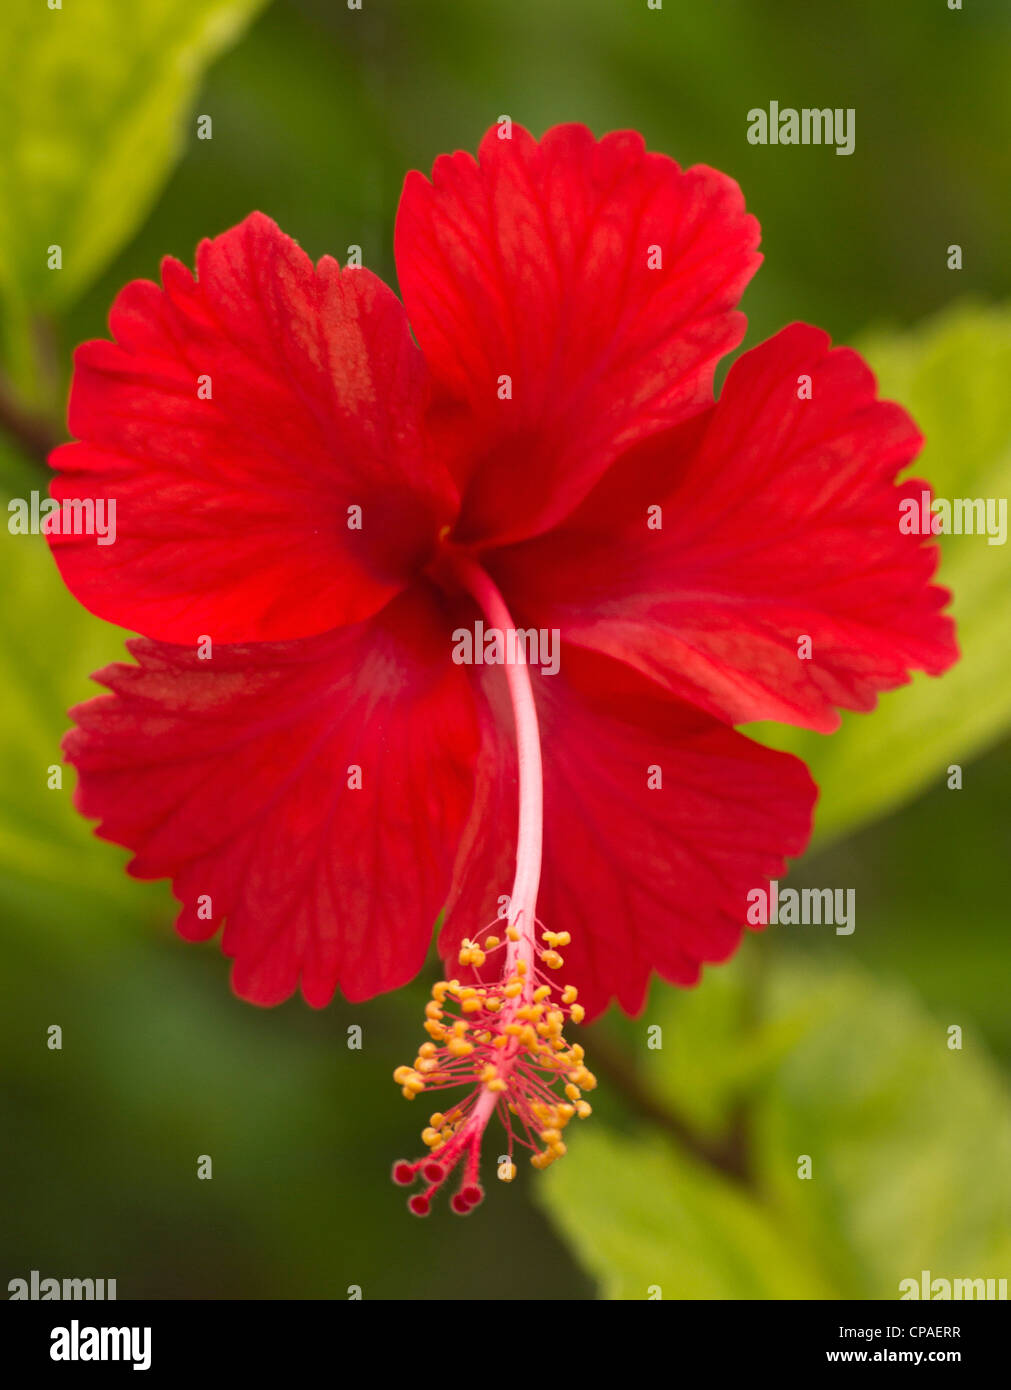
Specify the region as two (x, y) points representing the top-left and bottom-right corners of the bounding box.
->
(2, 0), (1010, 1299)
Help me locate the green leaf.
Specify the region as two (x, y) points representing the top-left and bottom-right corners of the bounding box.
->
(0, 508), (164, 939)
(753, 959), (1011, 1298)
(749, 302), (1011, 845)
(539, 1124), (836, 1300)
(0, 0), (267, 325)
(542, 953), (1011, 1299)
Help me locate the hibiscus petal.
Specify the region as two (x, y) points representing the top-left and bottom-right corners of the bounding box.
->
(64, 586), (478, 1006)
(396, 122), (760, 546)
(490, 324), (958, 732)
(49, 212), (458, 644)
(439, 648), (815, 1021)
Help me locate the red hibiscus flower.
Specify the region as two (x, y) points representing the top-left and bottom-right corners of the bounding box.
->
(46, 123), (956, 1215)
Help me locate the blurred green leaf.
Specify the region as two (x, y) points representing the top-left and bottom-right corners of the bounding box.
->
(0, 0), (267, 334)
(0, 506), (159, 934)
(750, 302), (1011, 844)
(637, 949), (817, 1139)
(808, 737), (1011, 1059)
(0, 431), (39, 497)
(753, 959), (1011, 1297)
(539, 1124), (835, 1300)
(543, 954), (1011, 1298)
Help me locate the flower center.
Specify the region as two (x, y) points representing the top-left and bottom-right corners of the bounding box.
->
(392, 556), (595, 1216)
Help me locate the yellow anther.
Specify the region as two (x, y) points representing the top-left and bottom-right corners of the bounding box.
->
(498, 1161), (517, 1182)
(403, 940), (596, 1185)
